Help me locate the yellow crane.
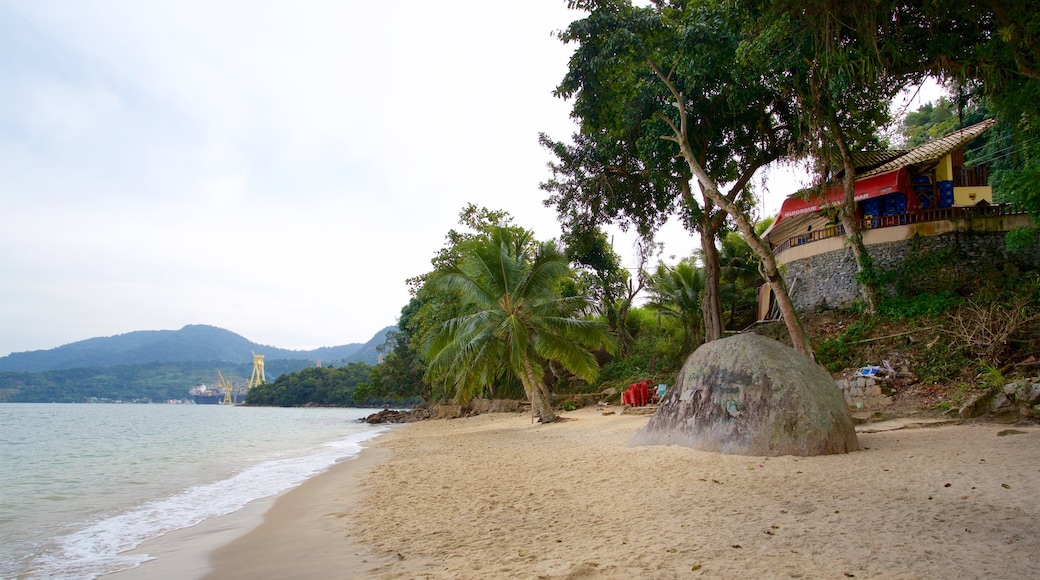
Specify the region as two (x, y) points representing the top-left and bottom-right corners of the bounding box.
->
(218, 370), (234, 405)
(247, 353), (265, 390)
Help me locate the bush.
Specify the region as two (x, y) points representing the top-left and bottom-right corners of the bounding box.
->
(878, 291), (962, 319)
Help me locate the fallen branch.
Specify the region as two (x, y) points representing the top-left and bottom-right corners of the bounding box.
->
(848, 327), (934, 345)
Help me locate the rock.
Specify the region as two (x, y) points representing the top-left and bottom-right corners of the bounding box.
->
(959, 389), (996, 419)
(990, 392), (1012, 410)
(1018, 382), (1040, 406)
(993, 409), (1020, 424)
(629, 334), (860, 456)
(364, 408), (431, 424)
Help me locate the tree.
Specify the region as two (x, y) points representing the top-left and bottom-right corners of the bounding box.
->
(424, 226), (615, 423)
(741, 0), (929, 315)
(361, 305), (429, 404)
(244, 363), (375, 407)
(899, 96), (964, 148)
(914, 0), (1040, 246)
(646, 258), (704, 352)
(561, 225), (647, 355)
(371, 205), (531, 405)
(555, 0), (815, 358)
(719, 229), (765, 329)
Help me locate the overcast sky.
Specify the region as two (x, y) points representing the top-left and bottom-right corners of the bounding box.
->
(0, 0), (936, 356)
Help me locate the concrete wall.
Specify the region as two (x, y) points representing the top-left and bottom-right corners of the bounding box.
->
(780, 215), (1040, 312)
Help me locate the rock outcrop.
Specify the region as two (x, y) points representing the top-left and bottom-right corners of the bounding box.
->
(630, 333), (860, 456)
(958, 376), (1040, 421)
(364, 408), (431, 424)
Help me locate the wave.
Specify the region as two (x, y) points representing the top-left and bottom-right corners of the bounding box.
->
(24, 426), (388, 580)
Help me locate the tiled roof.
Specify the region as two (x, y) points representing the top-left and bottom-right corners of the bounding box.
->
(851, 150), (907, 171)
(858, 118), (996, 178)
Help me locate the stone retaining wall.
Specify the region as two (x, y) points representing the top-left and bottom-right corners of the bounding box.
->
(835, 374), (892, 411)
(783, 229), (1040, 312)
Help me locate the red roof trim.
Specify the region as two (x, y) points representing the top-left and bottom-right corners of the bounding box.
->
(775, 168), (909, 224)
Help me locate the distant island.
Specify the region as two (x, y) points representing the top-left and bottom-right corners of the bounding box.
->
(0, 324), (393, 403)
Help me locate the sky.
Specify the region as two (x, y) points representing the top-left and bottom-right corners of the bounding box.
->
(0, 0), (939, 356)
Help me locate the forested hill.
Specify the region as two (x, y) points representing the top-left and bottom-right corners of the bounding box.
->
(0, 324), (394, 372)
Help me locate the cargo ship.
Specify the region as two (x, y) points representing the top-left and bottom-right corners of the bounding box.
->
(189, 384), (222, 404)
(188, 383), (245, 405)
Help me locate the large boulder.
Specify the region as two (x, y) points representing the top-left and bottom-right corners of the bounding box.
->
(629, 333), (859, 456)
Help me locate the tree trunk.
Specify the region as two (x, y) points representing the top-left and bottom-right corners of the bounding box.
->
(829, 112), (879, 314)
(677, 141), (814, 359)
(522, 355), (557, 423)
(683, 180), (723, 343)
(837, 210), (879, 313)
(699, 213), (724, 342)
(651, 64), (814, 359)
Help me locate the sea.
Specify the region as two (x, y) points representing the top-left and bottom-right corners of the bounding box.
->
(0, 403), (389, 579)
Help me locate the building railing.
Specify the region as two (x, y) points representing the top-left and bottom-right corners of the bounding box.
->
(772, 203), (1027, 255)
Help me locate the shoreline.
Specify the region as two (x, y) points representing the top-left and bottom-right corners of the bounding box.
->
(102, 434), (394, 580)
(203, 441), (397, 579)
(108, 408), (1039, 579)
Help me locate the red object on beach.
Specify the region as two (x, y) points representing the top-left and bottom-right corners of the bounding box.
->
(622, 381), (657, 407)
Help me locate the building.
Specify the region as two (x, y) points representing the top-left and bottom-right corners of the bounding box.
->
(759, 118), (1037, 318)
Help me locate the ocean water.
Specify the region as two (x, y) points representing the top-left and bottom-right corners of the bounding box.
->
(0, 404), (388, 579)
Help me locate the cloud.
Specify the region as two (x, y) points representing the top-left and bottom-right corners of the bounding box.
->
(0, 0), (812, 356)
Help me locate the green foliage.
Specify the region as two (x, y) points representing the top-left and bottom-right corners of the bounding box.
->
(0, 359), (318, 403)
(1005, 225), (1040, 254)
(561, 225), (641, 352)
(976, 360), (1006, 392)
(372, 205), (531, 406)
(423, 226), (615, 422)
(646, 259), (704, 351)
(871, 245), (964, 318)
(915, 341), (972, 385)
(815, 338), (853, 373)
(598, 307), (685, 385)
(878, 292), (963, 320)
(360, 298), (433, 404)
(719, 230), (764, 330)
(547, 0), (809, 349)
(814, 318), (877, 372)
(244, 362), (394, 407)
(898, 97), (963, 148)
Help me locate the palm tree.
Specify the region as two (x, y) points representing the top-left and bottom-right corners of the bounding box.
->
(719, 231), (764, 328)
(424, 227), (615, 423)
(648, 259), (704, 352)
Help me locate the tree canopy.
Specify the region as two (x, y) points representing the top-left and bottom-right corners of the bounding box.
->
(244, 362), (383, 407)
(551, 0), (814, 356)
(424, 226), (615, 422)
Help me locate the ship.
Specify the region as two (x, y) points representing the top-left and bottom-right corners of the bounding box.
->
(189, 384), (222, 404)
(187, 357), (263, 405)
(188, 382), (245, 405)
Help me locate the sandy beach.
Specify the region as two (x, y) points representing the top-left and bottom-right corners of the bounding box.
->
(113, 407), (1038, 579)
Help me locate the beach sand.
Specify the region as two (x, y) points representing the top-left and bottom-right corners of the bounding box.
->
(116, 407), (1039, 579)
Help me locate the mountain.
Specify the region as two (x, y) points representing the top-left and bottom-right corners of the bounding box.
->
(0, 324), (394, 372)
(0, 325), (396, 403)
